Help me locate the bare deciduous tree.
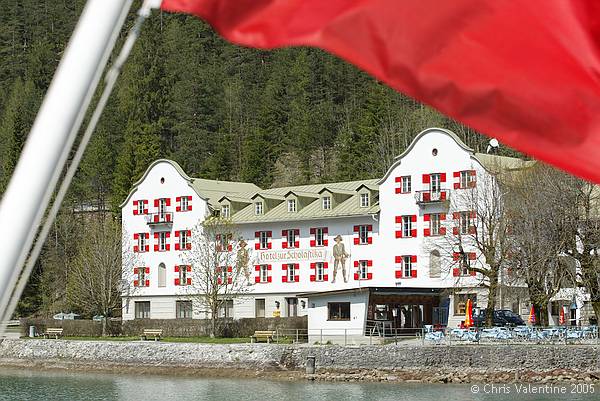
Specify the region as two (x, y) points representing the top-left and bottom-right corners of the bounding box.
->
(182, 216), (250, 337)
(67, 216), (138, 335)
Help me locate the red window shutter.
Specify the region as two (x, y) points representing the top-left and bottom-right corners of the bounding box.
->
(218, 277), (223, 285)
(367, 272), (373, 280)
(453, 252), (460, 261)
(411, 215), (416, 222)
(186, 243), (192, 250)
(176, 231), (180, 238)
(470, 169), (476, 176)
(282, 276), (287, 283)
(255, 243), (260, 250)
(454, 182), (461, 189)
(453, 212), (460, 219)
(310, 240), (316, 247)
(154, 244), (158, 252)
(143, 200), (148, 214)
(267, 276), (272, 283)
(354, 273), (359, 280)
(175, 243), (180, 251)
(165, 232), (170, 238)
(145, 280), (150, 287)
(354, 261), (359, 268)
(154, 199), (159, 207)
(134, 280), (139, 287)
(255, 276), (261, 283)
(227, 277), (232, 284)
(410, 229), (417, 237)
(282, 229), (288, 236)
(310, 263), (316, 269)
(294, 241), (300, 248)
(254, 231), (260, 238)
(323, 227), (328, 234)
(323, 239), (329, 246)
(422, 174), (430, 184)
(266, 231), (272, 237)
(423, 192), (431, 202)
(134, 245), (139, 253)
(469, 226), (477, 234)
(452, 268), (460, 277)
(395, 176), (402, 182)
(470, 269), (476, 277)
(453, 171), (460, 178)
(175, 278), (180, 286)
(187, 230), (191, 236)
(367, 237), (373, 244)
(440, 173), (446, 182)
(353, 225), (359, 232)
(469, 252), (476, 260)
(367, 224), (373, 231)
(133, 201), (138, 215)
(144, 267), (150, 274)
(255, 265), (260, 271)
(267, 242), (272, 249)
(395, 231), (402, 238)
(310, 227), (315, 234)
(411, 255), (417, 263)
(440, 227), (447, 235)
(294, 275), (299, 282)
(282, 242), (288, 249)
(324, 262), (328, 268)
(267, 264), (272, 270)
(282, 264), (288, 270)
(440, 191), (447, 200)
(294, 229), (300, 235)
(411, 270), (417, 278)
(367, 260), (373, 267)
(453, 227), (459, 235)
(145, 245), (149, 252)
(395, 256), (402, 263)
(395, 270), (402, 278)
(134, 267), (139, 274)
(323, 274), (329, 281)
(166, 244), (170, 251)
(176, 197), (181, 212)
(469, 211), (477, 219)
(395, 216), (402, 224)
(165, 198), (171, 206)
(424, 228), (430, 237)
(310, 275), (316, 282)
(395, 187), (402, 194)
(440, 213), (447, 220)
(354, 237), (360, 245)
(176, 196), (181, 202)
(423, 214), (430, 222)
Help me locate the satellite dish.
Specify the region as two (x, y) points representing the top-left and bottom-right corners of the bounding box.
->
(487, 138), (499, 154)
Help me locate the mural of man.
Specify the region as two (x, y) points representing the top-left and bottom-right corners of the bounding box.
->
(332, 235), (349, 283)
(236, 239), (251, 284)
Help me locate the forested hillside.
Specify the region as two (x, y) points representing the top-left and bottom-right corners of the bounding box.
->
(0, 1), (520, 316)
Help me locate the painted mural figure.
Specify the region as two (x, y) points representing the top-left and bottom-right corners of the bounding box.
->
(332, 235), (349, 283)
(236, 239), (252, 285)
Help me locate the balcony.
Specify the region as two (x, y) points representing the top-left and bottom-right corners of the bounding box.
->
(146, 211), (174, 226)
(415, 189), (449, 205)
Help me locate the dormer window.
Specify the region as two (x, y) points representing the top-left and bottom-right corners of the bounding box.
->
(360, 193), (370, 208)
(222, 205), (230, 218)
(287, 199), (296, 213)
(254, 201), (264, 215)
(322, 196), (331, 210)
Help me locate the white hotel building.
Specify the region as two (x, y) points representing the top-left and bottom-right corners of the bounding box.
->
(121, 128), (566, 334)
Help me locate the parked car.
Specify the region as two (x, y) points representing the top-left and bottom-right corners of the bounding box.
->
(53, 312), (81, 320)
(473, 309), (524, 327)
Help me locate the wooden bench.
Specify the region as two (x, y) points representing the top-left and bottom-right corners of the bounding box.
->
(43, 328), (63, 339)
(140, 329), (163, 341)
(250, 330), (276, 343)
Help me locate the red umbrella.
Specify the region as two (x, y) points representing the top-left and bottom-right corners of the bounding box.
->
(528, 305), (536, 325)
(559, 306), (566, 325)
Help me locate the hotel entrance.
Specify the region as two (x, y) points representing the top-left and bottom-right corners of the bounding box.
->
(366, 288), (441, 335)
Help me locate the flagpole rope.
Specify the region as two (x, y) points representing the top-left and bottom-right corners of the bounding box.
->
(0, 0), (160, 333)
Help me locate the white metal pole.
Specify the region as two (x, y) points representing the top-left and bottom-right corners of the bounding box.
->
(0, 0), (133, 321)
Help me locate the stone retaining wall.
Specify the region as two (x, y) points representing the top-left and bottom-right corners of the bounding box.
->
(1, 339), (599, 376)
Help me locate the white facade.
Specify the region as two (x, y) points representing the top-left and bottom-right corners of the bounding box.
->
(121, 128), (538, 330)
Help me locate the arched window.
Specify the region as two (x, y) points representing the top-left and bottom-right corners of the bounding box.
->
(429, 250), (441, 278)
(158, 263), (166, 287)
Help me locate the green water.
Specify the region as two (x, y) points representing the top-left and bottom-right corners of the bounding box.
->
(0, 368), (597, 401)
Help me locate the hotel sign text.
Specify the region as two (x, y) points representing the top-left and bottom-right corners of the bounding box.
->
(256, 248), (329, 263)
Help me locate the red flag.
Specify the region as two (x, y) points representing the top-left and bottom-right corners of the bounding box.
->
(162, 0), (600, 183)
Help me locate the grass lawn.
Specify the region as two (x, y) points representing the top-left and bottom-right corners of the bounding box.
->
(24, 336), (252, 343)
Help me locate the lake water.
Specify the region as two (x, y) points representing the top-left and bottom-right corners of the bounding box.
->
(0, 368), (597, 401)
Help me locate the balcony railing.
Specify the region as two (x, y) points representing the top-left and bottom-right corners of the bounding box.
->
(146, 211), (174, 225)
(415, 189), (449, 204)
